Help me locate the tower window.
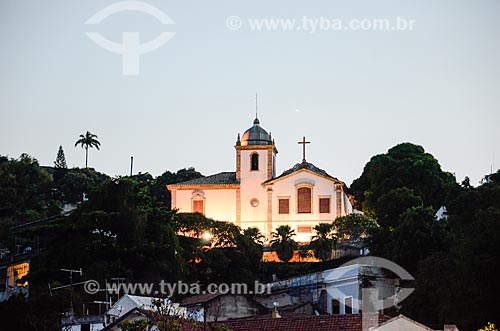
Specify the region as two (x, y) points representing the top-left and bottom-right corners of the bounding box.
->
(251, 153), (259, 171)
(297, 187), (312, 213)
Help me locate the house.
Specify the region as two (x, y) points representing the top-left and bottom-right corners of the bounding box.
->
(322, 264), (398, 315)
(61, 315), (105, 331)
(179, 292), (267, 322)
(0, 250), (32, 302)
(257, 263), (399, 316)
(102, 307), (202, 331)
(371, 315), (460, 331)
(105, 294), (186, 326)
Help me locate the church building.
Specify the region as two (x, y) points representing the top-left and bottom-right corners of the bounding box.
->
(167, 117), (353, 242)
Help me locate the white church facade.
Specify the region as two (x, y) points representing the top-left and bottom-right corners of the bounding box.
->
(167, 117), (353, 242)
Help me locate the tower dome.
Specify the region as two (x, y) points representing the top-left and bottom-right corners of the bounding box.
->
(240, 118), (273, 146)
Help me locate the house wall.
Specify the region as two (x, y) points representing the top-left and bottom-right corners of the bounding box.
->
(374, 318), (433, 331)
(175, 189), (237, 223)
(206, 295), (263, 322)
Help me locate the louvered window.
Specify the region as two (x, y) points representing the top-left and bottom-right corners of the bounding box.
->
(319, 198), (330, 213)
(193, 200), (204, 215)
(297, 187), (312, 213)
(278, 199), (289, 214)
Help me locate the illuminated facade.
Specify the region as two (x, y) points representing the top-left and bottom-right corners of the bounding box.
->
(167, 117), (353, 242)
(0, 260), (30, 301)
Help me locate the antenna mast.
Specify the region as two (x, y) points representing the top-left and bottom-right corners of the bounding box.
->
(255, 93), (258, 119)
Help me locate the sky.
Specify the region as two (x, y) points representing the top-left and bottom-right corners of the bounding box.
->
(1, 0), (499, 186)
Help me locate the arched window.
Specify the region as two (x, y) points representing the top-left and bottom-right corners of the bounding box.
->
(297, 187), (312, 213)
(192, 193), (205, 215)
(251, 153), (259, 171)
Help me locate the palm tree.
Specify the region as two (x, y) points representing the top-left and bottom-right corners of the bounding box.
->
(310, 222), (337, 261)
(243, 227), (265, 246)
(270, 225), (298, 262)
(75, 131), (101, 168)
(297, 245), (314, 262)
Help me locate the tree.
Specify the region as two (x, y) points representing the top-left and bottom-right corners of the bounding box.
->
(310, 223), (336, 261)
(270, 225), (297, 262)
(350, 143), (457, 268)
(0, 154), (60, 224)
(402, 169), (500, 330)
(54, 145), (67, 169)
(334, 214), (379, 241)
(461, 176), (472, 188)
(242, 227), (265, 245)
(74, 131), (101, 168)
(350, 143), (456, 214)
(150, 168), (203, 209)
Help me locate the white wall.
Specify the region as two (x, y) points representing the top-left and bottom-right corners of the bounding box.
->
(239, 149), (272, 234)
(175, 189), (237, 223)
(268, 170), (350, 242)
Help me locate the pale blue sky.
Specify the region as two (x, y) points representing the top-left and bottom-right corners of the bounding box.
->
(1, 0), (499, 186)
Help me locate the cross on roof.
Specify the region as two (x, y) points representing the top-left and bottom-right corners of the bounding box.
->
(298, 136), (310, 163)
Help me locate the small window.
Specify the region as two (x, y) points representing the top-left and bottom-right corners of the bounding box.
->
(192, 193), (205, 215)
(297, 187), (312, 213)
(332, 299), (340, 315)
(297, 225), (312, 233)
(344, 297), (353, 315)
(251, 153), (259, 171)
(279, 199), (289, 214)
(319, 198), (330, 213)
(193, 200), (204, 214)
(81, 324), (91, 331)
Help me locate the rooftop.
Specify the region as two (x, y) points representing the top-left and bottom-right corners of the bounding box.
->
(169, 172), (239, 187)
(215, 313), (389, 331)
(265, 160), (342, 184)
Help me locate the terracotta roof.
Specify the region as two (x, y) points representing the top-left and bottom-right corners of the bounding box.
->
(170, 172), (239, 186)
(265, 161), (342, 184)
(179, 292), (224, 306)
(214, 314), (388, 331)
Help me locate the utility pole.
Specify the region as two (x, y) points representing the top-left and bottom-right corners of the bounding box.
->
(130, 156), (134, 176)
(49, 268), (83, 317)
(110, 277), (126, 302)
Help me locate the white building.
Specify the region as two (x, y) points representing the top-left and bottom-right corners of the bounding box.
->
(105, 294), (185, 326)
(168, 117), (353, 242)
(258, 264), (398, 316)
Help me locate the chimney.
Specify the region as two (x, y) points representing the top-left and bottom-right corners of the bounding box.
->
(272, 302), (281, 318)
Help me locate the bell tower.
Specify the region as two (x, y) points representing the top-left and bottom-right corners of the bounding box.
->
(235, 117), (277, 236)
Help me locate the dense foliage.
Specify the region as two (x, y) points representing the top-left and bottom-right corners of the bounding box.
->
(1, 143), (499, 330)
(351, 143), (500, 330)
